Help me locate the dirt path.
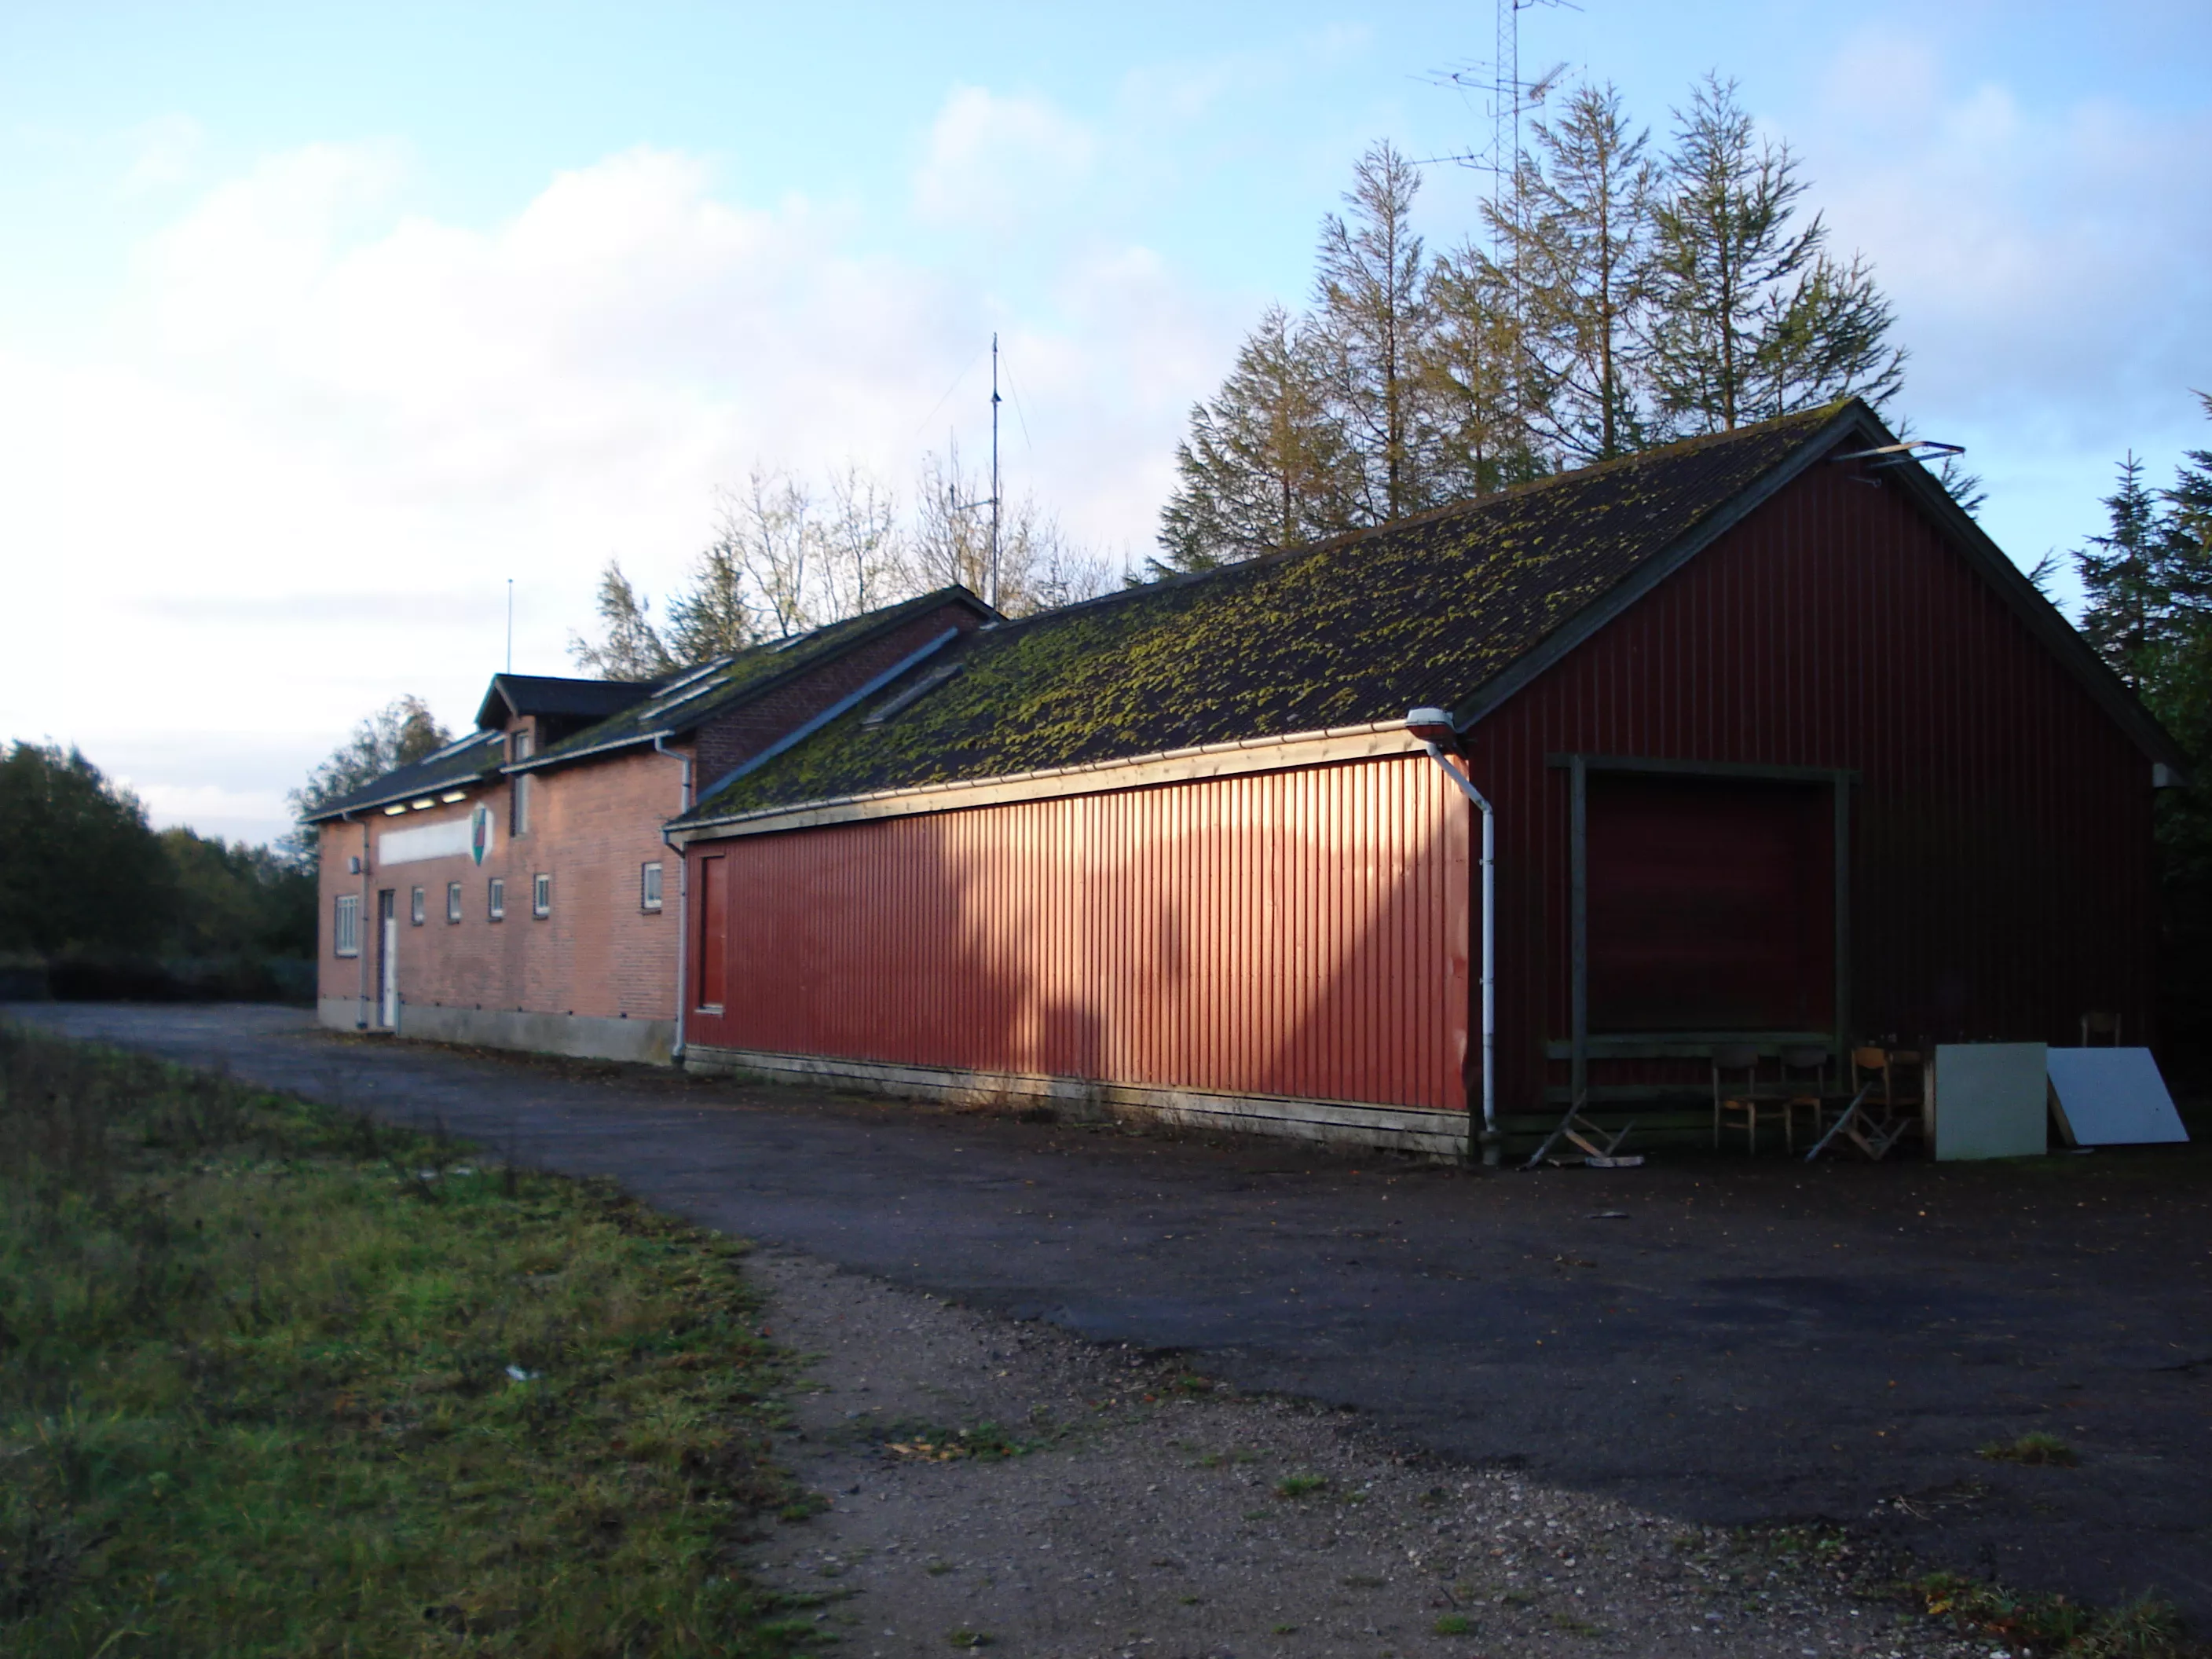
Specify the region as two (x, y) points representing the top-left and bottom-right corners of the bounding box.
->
(745, 1248), (1981, 1657)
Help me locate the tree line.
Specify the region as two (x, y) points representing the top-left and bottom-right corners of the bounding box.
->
(1156, 75), (1933, 572)
(2071, 397), (2212, 1060)
(0, 742), (317, 994)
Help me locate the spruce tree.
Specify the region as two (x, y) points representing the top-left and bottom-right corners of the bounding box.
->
(567, 560), (676, 681)
(2074, 454), (2170, 691)
(1156, 306), (1358, 571)
(1422, 243), (1547, 496)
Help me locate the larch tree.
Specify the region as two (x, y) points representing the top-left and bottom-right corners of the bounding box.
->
(1421, 242), (1546, 497)
(1155, 305), (1359, 572)
(1647, 75), (1903, 432)
(567, 560), (676, 682)
(1513, 82), (1659, 463)
(1314, 141), (1443, 522)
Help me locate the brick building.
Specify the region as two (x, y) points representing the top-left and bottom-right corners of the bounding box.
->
(308, 588), (989, 1062)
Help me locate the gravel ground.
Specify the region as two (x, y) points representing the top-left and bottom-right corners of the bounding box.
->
(743, 1250), (1991, 1659)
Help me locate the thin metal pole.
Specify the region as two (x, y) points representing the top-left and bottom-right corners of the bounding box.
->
(506, 578), (514, 674)
(989, 334), (1002, 611)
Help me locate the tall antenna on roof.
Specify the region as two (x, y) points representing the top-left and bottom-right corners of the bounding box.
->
(946, 333), (1004, 608)
(990, 333), (1002, 612)
(506, 577), (514, 674)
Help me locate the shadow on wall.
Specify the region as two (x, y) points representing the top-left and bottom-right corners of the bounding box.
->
(706, 758), (1470, 1113)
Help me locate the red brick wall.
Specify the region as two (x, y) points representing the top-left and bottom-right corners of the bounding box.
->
(316, 742), (686, 1027)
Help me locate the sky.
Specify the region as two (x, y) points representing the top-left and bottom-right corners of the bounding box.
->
(2, 1), (2208, 847)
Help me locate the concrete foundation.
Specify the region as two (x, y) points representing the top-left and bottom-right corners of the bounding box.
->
(683, 1043), (1471, 1158)
(318, 994), (673, 1066)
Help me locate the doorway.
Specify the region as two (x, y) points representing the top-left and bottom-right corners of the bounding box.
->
(376, 889), (398, 1029)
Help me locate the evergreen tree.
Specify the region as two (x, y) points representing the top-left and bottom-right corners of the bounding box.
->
(283, 694), (453, 869)
(1155, 306), (1358, 571)
(1314, 141), (1443, 522)
(567, 560), (676, 681)
(1649, 75), (1903, 431)
(2073, 454), (2169, 690)
(1514, 82), (1659, 463)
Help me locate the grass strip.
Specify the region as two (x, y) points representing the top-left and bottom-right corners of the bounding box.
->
(0, 1021), (820, 1657)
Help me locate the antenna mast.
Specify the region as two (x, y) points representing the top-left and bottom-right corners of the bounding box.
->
(989, 333), (1002, 612)
(506, 577), (514, 673)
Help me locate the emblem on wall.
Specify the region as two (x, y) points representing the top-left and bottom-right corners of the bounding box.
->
(471, 804), (494, 865)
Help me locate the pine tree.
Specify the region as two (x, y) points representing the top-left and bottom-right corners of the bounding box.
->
(1514, 82), (1659, 463)
(1648, 75), (1903, 431)
(2074, 454), (2170, 690)
(1314, 141), (1442, 522)
(1155, 306), (1358, 571)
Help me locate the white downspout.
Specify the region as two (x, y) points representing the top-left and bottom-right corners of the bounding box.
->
(1406, 710), (1498, 1167)
(654, 734), (694, 1065)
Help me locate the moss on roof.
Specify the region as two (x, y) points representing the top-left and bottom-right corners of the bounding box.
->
(683, 405), (1849, 822)
(527, 586), (987, 767)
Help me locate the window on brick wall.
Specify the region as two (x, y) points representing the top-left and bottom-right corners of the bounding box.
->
(334, 894), (361, 957)
(640, 861), (663, 911)
(533, 873), (551, 917)
(446, 882), (463, 924)
(410, 886), (426, 925)
(489, 877), (506, 921)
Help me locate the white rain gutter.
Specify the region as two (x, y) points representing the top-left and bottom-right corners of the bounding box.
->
(653, 734), (695, 1064)
(1406, 708), (1498, 1167)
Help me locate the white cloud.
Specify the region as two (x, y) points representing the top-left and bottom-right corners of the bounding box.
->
(119, 114), (204, 195)
(0, 101), (1241, 844)
(911, 86), (1098, 234)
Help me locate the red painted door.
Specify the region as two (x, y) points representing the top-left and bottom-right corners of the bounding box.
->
(695, 854), (727, 1011)
(1586, 774), (1833, 1033)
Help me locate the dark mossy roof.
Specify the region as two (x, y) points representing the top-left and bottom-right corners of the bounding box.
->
(474, 674), (657, 730)
(301, 730), (509, 823)
(679, 405), (1855, 825)
(522, 586), (991, 771)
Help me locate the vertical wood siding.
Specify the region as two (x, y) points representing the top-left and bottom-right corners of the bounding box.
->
(688, 756), (1470, 1111)
(1465, 460), (2157, 1112)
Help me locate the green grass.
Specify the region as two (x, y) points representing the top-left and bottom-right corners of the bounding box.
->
(1272, 1473), (1328, 1499)
(1915, 1572), (2188, 1657)
(0, 1022), (815, 1657)
(1432, 1612), (1474, 1635)
(1979, 1430), (2081, 1467)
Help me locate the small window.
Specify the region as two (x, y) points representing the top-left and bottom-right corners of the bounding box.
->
(410, 886), (426, 926)
(489, 877), (506, 921)
(334, 893), (361, 957)
(641, 861), (664, 912)
(532, 873), (551, 918)
(446, 881), (463, 924)
(510, 729), (534, 837)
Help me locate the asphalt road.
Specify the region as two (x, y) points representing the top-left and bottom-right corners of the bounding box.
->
(13, 1002), (2211, 1624)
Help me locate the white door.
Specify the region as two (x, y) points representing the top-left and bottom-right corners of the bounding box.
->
(377, 890), (398, 1028)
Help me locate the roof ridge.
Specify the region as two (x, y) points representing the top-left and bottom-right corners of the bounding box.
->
(980, 403), (1852, 642)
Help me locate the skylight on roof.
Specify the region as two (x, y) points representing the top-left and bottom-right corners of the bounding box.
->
(862, 663), (964, 727)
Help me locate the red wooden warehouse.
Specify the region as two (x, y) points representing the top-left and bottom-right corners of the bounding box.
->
(667, 404), (2181, 1155)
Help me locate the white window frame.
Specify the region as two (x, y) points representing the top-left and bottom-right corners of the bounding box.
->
(532, 872), (551, 918)
(641, 861), (664, 912)
(334, 893), (361, 958)
(446, 881), (463, 924)
(410, 885), (426, 926)
(488, 877), (506, 921)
